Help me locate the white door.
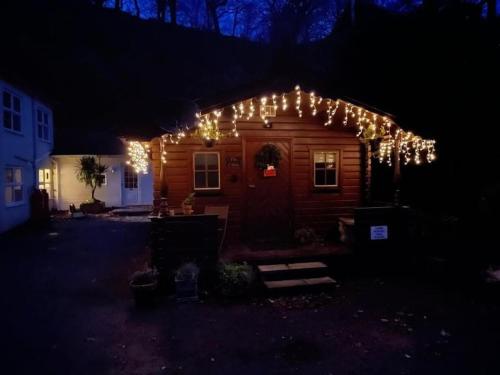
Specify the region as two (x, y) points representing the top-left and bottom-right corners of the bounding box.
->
(123, 165), (139, 206)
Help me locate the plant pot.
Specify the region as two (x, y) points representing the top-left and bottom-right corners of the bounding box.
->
(203, 139), (216, 148)
(129, 279), (158, 307)
(80, 201), (106, 214)
(182, 204), (193, 215)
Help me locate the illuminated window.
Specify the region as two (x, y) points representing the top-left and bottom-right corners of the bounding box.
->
(193, 152), (220, 190)
(3, 91), (22, 132)
(38, 168), (51, 197)
(5, 167), (23, 204)
(124, 165), (138, 189)
(37, 108), (50, 141)
(313, 151), (339, 187)
(260, 105), (276, 118)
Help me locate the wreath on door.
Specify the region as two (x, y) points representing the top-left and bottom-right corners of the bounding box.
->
(255, 144), (282, 170)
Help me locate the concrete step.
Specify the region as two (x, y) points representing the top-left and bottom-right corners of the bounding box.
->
(258, 261), (329, 280)
(264, 276), (336, 290)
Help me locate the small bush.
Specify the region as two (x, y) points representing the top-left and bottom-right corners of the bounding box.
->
(216, 262), (255, 298)
(294, 226), (318, 245)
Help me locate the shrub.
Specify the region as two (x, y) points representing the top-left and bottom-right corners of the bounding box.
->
(294, 226), (318, 245)
(216, 262), (255, 297)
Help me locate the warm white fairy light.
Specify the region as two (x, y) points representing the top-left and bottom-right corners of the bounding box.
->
(309, 91), (317, 116)
(127, 141), (149, 174)
(281, 93), (288, 111)
(157, 86), (435, 166)
(295, 85), (302, 117)
(260, 96), (269, 125)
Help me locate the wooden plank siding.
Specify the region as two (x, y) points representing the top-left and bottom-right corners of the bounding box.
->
(152, 108), (363, 244)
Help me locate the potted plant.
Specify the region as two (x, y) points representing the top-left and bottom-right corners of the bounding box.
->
(75, 156), (108, 214)
(129, 268), (159, 307)
(182, 192), (195, 215)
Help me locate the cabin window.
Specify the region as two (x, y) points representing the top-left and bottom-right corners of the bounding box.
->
(313, 151), (339, 187)
(193, 152), (220, 190)
(4, 167), (24, 205)
(2, 91), (22, 133)
(124, 165), (138, 189)
(36, 108), (50, 141)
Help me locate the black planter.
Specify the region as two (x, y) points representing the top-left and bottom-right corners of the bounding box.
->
(129, 280), (158, 307)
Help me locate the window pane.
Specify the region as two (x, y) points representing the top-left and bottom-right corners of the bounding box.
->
(326, 169), (337, 185)
(3, 92), (11, 108)
(5, 187), (13, 203)
(314, 152), (325, 163)
(37, 110), (42, 122)
(315, 170), (325, 186)
(13, 114), (21, 131)
(194, 171), (206, 188)
(13, 97), (20, 112)
(44, 169), (50, 182)
(38, 124), (43, 138)
(14, 186), (23, 201)
(3, 111), (11, 129)
(38, 169), (44, 182)
(206, 154), (218, 170)
(43, 112), (49, 124)
(14, 168), (22, 184)
(207, 171), (218, 188)
(43, 126), (49, 140)
(194, 154), (205, 170)
(326, 152), (335, 164)
(5, 168), (13, 183)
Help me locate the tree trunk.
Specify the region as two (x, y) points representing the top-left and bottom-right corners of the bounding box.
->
(114, 0), (122, 11)
(487, 0), (497, 23)
(157, 0), (167, 21)
(133, 0), (141, 17)
(91, 183), (97, 202)
(232, 8), (239, 36)
(169, 0), (177, 25)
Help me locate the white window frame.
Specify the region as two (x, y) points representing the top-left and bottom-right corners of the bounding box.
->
(123, 165), (138, 189)
(5, 167), (24, 206)
(193, 152), (221, 190)
(100, 173), (107, 186)
(313, 151), (339, 188)
(36, 107), (50, 141)
(38, 168), (51, 197)
(2, 91), (22, 134)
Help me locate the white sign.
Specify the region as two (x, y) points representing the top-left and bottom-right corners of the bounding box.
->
(370, 225), (388, 240)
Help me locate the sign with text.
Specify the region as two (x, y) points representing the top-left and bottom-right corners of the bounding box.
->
(370, 225), (388, 240)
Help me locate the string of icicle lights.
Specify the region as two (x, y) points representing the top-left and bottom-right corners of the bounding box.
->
(128, 85), (436, 173)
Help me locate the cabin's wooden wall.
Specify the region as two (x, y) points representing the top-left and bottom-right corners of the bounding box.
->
(152, 109), (363, 243)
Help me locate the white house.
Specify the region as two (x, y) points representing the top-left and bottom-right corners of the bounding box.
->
(51, 130), (153, 211)
(0, 79), (54, 233)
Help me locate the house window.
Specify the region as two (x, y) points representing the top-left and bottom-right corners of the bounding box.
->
(38, 168), (51, 197)
(99, 173), (107, 186)
(36, 108), (50, 141)
(313, 151), (339, 187)
(124, 165), (138, 189)
(260, 104), (277, 118)
(193, 152), (220, 190)
(3, 91), (22, 132)
(5, 167), (23, 204)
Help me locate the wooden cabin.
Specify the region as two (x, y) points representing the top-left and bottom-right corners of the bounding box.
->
(148, 87), (435, 249)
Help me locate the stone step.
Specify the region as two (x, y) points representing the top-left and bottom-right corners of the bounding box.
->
(258, 262), (329, 281)
(264, 276), (336, 290)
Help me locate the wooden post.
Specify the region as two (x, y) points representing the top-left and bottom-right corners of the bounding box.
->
(393, 132), (402, 206)
(363, 141), (372, 205)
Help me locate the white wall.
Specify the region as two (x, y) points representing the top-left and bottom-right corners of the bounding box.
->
(54, 155), (124, 210)
(0, 80), (53, 233)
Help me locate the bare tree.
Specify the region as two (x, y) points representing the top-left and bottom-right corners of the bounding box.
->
(206, 0), (228, 33)
(133, 0), (141, 17)
(169, 0), (177, 25)
(156, 0), (168, 21)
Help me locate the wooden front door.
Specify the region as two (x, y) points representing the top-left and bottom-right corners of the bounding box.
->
(244, 139), (292, 247)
